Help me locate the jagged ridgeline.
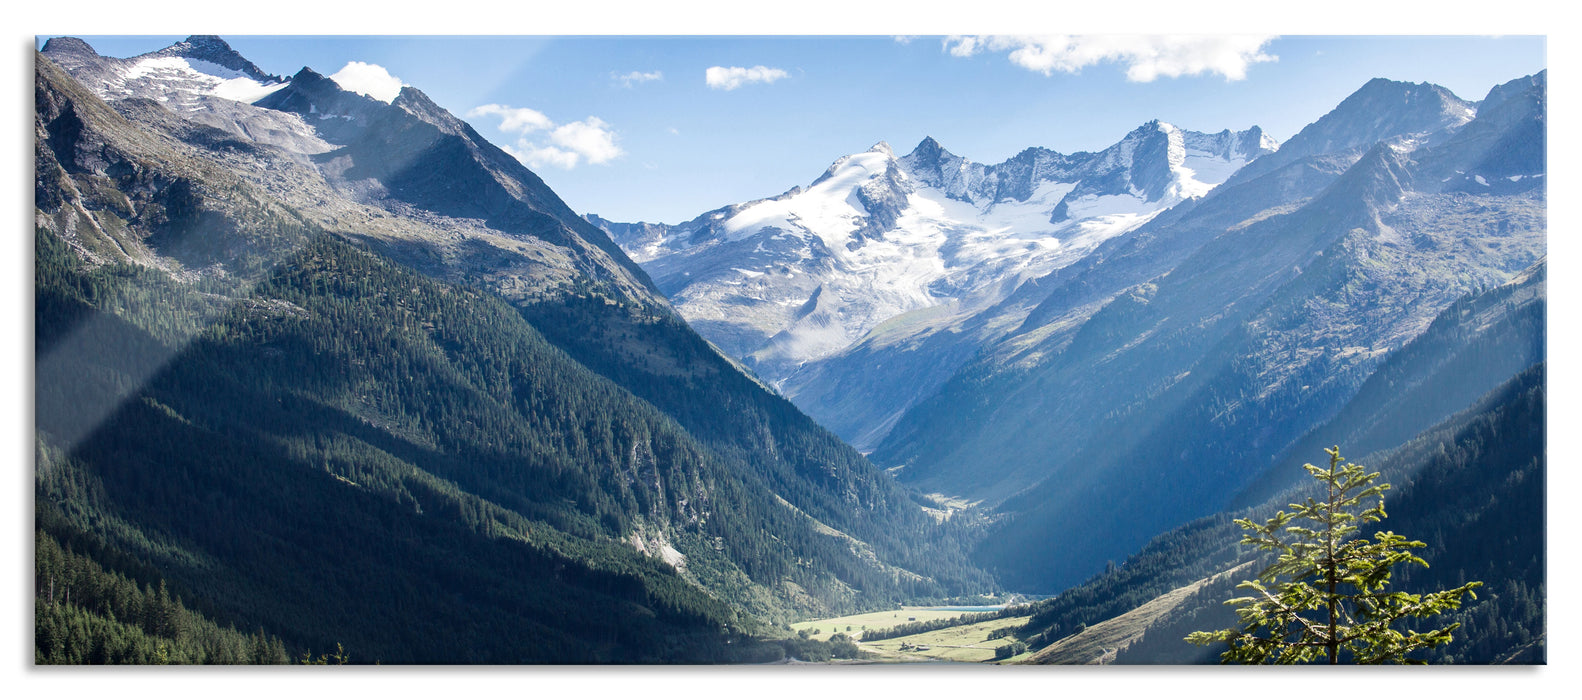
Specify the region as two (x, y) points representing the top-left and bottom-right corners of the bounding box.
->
(34, 38), (993, 664)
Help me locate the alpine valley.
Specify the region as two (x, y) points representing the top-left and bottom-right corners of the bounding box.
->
(34, 36), (1545, 665)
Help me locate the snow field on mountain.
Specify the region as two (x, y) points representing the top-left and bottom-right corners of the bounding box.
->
(723, 149), (892, 245)
(119, 56), (287, 104)
(1177, 149), (1248, 197)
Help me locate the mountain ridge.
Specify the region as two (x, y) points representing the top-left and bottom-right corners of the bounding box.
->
(592, 121), (1275, 449)
(885, 70), (1545, 591)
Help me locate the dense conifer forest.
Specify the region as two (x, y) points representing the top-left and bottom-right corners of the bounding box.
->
(34, 224), (993, 662)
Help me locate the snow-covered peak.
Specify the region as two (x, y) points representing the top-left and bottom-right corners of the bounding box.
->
(724, 144), (896, 246)
(41, 35), (290, 108)
(659, 121), (1272, 261)
(594, 121), (1271, 378)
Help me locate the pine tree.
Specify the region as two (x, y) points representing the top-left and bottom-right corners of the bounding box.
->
(1186, 447), (1481, 664)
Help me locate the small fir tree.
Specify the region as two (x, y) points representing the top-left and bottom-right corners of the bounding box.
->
(1186, 447), (1481, 664)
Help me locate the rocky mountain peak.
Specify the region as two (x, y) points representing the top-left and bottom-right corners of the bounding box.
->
(392, 85), (467, 135)
(254, 66), (384, 128)
(908, 135), (945, 158)
(1226, 77), (1475, 187)
(39, 36), (98, 57)
(1479, 70), (1546, 116)
(151, 35), (285, 84)
(1292, 77), (1474, 157)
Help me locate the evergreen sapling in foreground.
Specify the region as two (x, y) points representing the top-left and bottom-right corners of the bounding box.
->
(1187, 447), (1481, 663)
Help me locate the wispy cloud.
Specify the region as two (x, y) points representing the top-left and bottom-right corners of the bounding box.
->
(941, 35), (1278, 82)
(613, 70), (664, 88)
(328, 61), (407, 102)
(467, 104), (622, 170)
(705, 65), (789, 90)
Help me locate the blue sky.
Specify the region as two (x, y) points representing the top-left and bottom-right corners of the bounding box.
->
(37, 33), (1547, 225)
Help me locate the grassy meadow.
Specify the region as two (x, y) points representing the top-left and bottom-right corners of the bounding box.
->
(791, 608), (1031, 663)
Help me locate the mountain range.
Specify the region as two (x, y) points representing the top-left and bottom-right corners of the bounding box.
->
(592, 122), (1277, 449)
(33, 35), (1545, 665)
(594, 70), (1545, 592)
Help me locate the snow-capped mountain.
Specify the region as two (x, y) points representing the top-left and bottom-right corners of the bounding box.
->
(877, 73), (1546, 592)
(40, 35), (288, 108)
(595, 123), (1276, 385)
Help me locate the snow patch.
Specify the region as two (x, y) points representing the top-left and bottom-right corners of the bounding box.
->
(121, 55), (286, 104)
(212, 76), (287, 102)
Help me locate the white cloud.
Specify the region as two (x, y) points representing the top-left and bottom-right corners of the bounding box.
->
(506, 143), (580, 170)
(705, 65), (789, 90)
(467, 104), (622, 170)
(945, 35), (982, 58)
(614, 70), (663, 87)
(548, 117), (621, 164)
(467, 104), (554, 133)
(328, 61), (406, 103)
(941, 35), (1277, 82)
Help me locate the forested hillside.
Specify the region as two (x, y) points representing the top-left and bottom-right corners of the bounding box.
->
(33, 41), (996, 664)
(1012, 362), (1545, 664)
